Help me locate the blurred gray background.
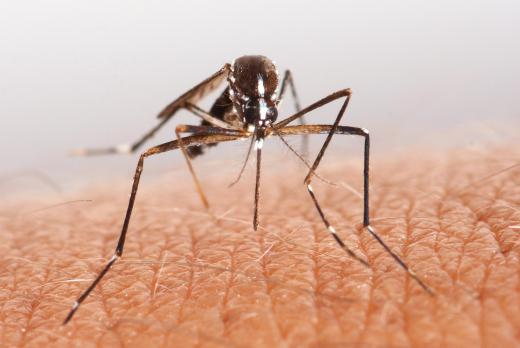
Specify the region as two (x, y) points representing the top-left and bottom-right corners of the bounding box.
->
(0, 0), (518, 195)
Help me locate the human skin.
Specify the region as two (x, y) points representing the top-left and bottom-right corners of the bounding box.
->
(0, 147), (519, 348)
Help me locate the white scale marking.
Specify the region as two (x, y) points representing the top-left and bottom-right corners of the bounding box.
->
(257, 74), (265, 97)
(258, 98), (268, 120)
(255, 138), (264, 149)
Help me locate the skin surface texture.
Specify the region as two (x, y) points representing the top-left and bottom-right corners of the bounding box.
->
(0, 147), (519, 348)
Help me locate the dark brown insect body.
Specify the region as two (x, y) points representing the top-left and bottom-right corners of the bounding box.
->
(64, 55), (434, 324)
(187, 56), (279, 157)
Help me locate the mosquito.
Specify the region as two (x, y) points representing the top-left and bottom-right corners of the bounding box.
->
(63, 55), (434, 324)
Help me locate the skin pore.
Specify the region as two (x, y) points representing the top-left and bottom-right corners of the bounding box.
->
(0, 146), (519, 348)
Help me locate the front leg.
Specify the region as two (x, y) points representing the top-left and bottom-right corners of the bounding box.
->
(276, 124), (435, 295)
(63, 132), (243, 324)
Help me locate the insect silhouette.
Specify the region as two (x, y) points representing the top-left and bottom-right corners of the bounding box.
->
(64, 55), (434, 324)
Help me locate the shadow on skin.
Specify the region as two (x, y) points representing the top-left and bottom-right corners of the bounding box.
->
(0, 147), (519, 348)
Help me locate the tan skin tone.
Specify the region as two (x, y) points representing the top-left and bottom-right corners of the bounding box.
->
(0, 147), (519, 348)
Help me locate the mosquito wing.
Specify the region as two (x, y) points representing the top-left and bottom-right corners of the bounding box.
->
(157, 64), (231, 119)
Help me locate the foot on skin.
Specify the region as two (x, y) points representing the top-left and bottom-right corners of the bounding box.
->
(1, 147), (519, 348)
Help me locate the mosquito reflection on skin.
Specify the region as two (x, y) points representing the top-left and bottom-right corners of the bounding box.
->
(64, 55), (434, 324)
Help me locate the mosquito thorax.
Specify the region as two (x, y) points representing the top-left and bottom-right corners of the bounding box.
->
(228, 55), (279, 129)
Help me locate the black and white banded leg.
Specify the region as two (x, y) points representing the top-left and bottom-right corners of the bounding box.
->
(63, 131), (245, 324)
(276, 124), (435, 295)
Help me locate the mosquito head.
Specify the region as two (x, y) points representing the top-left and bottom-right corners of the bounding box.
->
(228, 55), (279, 129)
(243, 98), (278, 129)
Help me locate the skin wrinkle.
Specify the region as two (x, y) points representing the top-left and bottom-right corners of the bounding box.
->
(310, 169), (379, 346)
(310, 178), (370, 343)
(453, 193), (496, 344)
(262, 220), (317, 344)
(314, 228), (341, 341)
(413, 195), (449, 343)
(154, 217), (226, 346)
(432, 193), (464, 343)
(348, 225), (373, 345)
(488, 259), (518, 342)
(479, 249), (496, 348)
(176, 228), (197, 325)
(456, 190), (507, 296)
(450, 162), (516, 341)
(434, 194), (452, 277)
(354, 193), (384, 346)
(488, 189), (519, 254)
(388, 193), (422, 346)
(451, 179), (490, 283)
(368, 183), (427, 346)
(401, 194), (415, 348)
(366, 159), (464, 346)
(220, 243), (238, 339)
(472, 188), (520, 344)
(257, 227), (286, 341)
(1, 149), (520, 347)
(442, 165), (478, 284)
(95, 268), (121, 347)
(357, 182), (391, 343)
(485, 197), (519, 254)
(432, 229), (468, 341)
(492, 257), (520, 337)
(310, 225), (321, 340)
(301, 178), (370, 345)
(16, 260), (51, 348)
(463, 189), (503, 250)
(153, 219), (187, 321)
(117, 223), (162, 319)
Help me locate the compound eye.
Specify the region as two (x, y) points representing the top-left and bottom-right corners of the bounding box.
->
(266, 107), (278, 121)
(243, 104), (259, 124)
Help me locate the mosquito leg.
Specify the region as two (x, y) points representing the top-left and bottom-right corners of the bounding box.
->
(63, 132), (243, 324)
(273, 90), (371, 264)
(301, 121), (369, 267)
(184, 102), (240, 130)
(70, 116), (174, 156)
(278, 70), (302, 112)
(71, 101), (238, 157)
(274, 89), (352, 129)
(72, 63), (232, 157)
(275, 124), (435, 295)
(276, 89), (367, 264)
(277, 70), (308, 157)
(306, 180), (369, 266)
(175, 125), (246, 210)
(253, 143), (262, 230)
